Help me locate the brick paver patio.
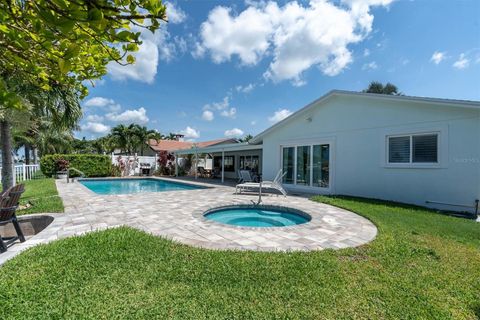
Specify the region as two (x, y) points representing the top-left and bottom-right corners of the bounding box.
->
(0, 177), (377, 265)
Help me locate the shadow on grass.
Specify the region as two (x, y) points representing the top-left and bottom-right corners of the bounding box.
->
(312, 195), (476, 220)
(473, 304), (480, 319)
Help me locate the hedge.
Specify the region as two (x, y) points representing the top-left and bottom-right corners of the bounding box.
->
(40, 154), (113, 178)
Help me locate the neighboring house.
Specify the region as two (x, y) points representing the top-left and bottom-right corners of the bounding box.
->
(175, 90), (480, 214)
(143, 137), (238, 156)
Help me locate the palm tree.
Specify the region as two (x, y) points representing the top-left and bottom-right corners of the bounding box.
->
(35, 120), (74, 155)
(111, 124), (131, 154)
(1, 77), (81, 190)
(91, 135), (116, 154)
(363, 81), (402, 95)
(166, 132), (178, 140)
(129, 124), (162, 156)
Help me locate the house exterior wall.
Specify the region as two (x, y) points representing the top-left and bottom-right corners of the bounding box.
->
(261, 95), (480, 213)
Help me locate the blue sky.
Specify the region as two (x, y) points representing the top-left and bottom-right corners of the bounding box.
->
(78, 0), (480, 141)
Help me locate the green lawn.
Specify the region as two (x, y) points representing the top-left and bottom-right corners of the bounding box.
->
(0, 196), (479, 319)
(17, 178), (64, 215)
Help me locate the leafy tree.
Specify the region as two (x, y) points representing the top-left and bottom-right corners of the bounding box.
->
(239, 134), (253, 143)
(1, 0), (167, 95)
(111, 124), (131, 154)
(91, 136), (116, 154)
(10, 84), (82, 163)
(363, 81), (402, 95)
(129, 124), (161, 156)
(35, 120), (75, 156)
(0, 0), (167, 190)
(166, 133), (179, 140)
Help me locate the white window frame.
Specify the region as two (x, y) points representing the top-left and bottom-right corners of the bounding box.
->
(384, 129), (444, 169)
(280, 140), (333, 191)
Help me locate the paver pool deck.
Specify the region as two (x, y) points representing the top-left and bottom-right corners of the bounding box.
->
(0, 177), (377, 265)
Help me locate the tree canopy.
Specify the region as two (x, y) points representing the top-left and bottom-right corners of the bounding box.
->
(0, 0), (167, 101)
(0, 0), (168, 190)
(363, 81), (402, 95)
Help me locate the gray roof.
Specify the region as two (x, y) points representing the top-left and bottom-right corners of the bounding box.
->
(249, 90), (480, 144)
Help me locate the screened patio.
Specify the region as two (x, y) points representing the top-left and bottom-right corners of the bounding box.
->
(173, 143), (263, 183)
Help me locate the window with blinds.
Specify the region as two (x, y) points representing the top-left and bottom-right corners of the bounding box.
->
(413, 134), (438, 162)
(388, 133), (439, 164)
(388, 136), (410, 163)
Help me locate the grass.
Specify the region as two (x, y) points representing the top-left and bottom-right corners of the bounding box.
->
(17, 178), (64, 215)
(0, 196), (479, 319)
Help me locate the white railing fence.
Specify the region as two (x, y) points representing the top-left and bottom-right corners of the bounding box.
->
(0, 164), (43, 184)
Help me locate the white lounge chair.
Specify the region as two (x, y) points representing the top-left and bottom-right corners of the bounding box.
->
(239, 170), (254, 183)
(235, 170), (287, 197)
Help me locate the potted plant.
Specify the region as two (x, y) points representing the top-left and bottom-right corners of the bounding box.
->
(55, 158), (69, 179)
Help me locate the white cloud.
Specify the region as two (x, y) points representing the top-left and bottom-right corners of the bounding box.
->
(268, 108), (292, 123)
(363, 48), (370, 57)
(221, 107), (237, 118)
(250, 120), (257, 126)
(198, 6), (272, 65)
(106, 107), (149, 124)
(198, 0), (392, 85)
(192, 40), (206, 59)
(83, 97), (121, 112)
(362, 61), (378, 70)
(108, 30), (160, 84)
(85, 114), (104, 122)
(165, 2), (187, 24)
(453, 53), (469, 69)
(174, 36), (188, 54)
(224, 128), (244, 137)
(430, 51), (446, 65)
(203, 96), (230, 111)
(84, 97), (112, 107)
(180, 126), (200, 139)
(202, 110), (214, 121)
(108, 19), (187, 83)
(80, 122), (110, 134)
(236, 83), (255, 93)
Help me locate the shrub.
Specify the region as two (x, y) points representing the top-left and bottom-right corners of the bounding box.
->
(157, 151), (175, 176)
(40, 154), (113, 178)
(55, 158), (69, 172)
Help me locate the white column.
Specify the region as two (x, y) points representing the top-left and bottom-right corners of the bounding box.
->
(221, 149), (225, 184)
(174, 152), (178, 177)
(195, 147), (198, 180)
(22, 163), (26, 181)
(12, 163), (16, 186)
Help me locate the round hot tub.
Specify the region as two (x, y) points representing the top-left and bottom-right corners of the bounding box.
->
(204, 205), (311, 227)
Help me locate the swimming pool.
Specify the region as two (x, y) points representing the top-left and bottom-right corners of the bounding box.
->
(79, 178), (203, 195)
(204, 205), (311, 227)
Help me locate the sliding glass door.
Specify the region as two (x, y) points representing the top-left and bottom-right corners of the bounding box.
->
(296, 146), (311, 186)
(312, 144), (329, 188)
(282, 147), (294, 184)
(282, 143), (331, 188)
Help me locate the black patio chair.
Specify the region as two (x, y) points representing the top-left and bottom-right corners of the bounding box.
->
(0, 184), (26, 253)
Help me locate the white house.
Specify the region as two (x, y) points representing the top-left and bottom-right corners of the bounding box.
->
(175, 90), (480, 214)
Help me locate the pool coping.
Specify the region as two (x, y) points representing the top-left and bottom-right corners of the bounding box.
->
(0, 179), (378, 265)
(197, 204), (312, 230)
(75, 176), (212, 195)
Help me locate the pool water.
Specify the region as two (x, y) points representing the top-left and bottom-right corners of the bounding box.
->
(79, 178), (202, 195)
(204, 206), (310, 227)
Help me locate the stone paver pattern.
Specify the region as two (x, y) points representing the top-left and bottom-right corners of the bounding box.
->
(0, 177), (377, 265)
